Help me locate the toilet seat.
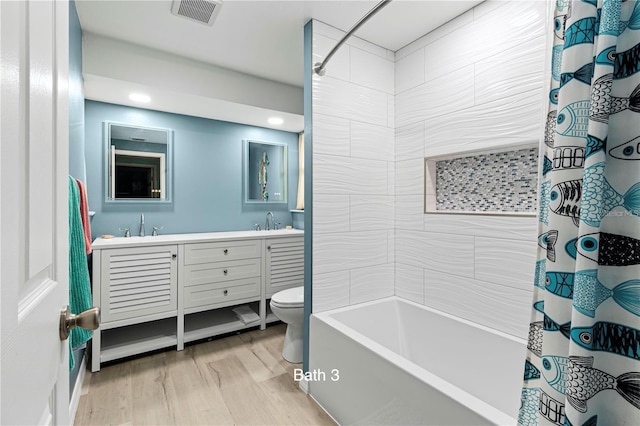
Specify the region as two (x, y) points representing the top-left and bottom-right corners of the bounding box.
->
(271, 286), (303, 308)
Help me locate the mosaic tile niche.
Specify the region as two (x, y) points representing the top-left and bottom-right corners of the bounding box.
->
(432, 147), (539, 213)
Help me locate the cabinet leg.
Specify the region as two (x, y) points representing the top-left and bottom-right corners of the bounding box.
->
(177, 314), (184, 351)
(259, 298), (266, 330)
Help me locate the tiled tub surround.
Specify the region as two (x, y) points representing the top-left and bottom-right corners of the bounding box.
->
(432, 147), (539, 213)
(311, 21), (396, 314)
(309, 1), (545, 342)
(393, 0), (546, 339)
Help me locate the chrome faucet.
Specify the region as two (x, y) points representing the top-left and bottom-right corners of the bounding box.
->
(265, 211), (275, 231)
(139, 213), (145, 237)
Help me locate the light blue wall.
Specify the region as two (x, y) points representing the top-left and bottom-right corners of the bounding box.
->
(85, 101), (299, 239)
(69, 0), (85, 182)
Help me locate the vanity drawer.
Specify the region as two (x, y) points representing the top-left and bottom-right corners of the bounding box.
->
(183, 277), (260, 309)
(183, 258), (261, 286)
(183, 240), (261, 265)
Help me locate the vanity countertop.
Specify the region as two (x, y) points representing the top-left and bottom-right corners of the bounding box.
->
(92, 228), (304, 249)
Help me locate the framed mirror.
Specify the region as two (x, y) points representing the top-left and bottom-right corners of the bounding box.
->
(244, 140), (287, 204)
(105, 122), (173, 203)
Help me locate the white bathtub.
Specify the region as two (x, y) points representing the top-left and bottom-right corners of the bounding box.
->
(309, 297), (527, 425)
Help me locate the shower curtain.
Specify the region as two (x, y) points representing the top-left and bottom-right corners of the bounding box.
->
(519, 0), (640, 425)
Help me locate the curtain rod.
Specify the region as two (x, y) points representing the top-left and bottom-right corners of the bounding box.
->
(313, 0), (392, 76)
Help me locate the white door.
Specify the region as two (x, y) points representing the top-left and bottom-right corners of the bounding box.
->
(1, 0), (71, 424)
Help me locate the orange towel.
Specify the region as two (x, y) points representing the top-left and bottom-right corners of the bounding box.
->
(75, 178), (92, 254)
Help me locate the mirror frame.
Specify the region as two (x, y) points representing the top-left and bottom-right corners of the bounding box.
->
(104, 122), (173, 204)
(243, 139), (288, 205)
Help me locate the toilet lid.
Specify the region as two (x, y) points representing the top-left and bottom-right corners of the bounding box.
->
(271, 286), (304, 307)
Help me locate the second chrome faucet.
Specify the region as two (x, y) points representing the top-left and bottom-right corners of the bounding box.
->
(265, 211), (280, 231)
(139, 213), (145, 237)
(265, 211), (274, 230)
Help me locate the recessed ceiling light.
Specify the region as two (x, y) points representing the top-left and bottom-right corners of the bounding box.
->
(129, 93), (151, 103)
(268, 117), (284, 125)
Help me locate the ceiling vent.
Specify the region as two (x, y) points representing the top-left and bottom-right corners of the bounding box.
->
(171, 0), (222, 26)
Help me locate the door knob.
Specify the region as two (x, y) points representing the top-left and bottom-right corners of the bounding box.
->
(59, 306), (100, 341)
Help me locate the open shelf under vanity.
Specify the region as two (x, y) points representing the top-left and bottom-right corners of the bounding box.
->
(100, 316), (178, 363)
(184, 301), (262, 344)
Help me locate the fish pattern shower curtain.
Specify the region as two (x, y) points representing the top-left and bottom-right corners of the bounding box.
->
(519, 0), (640, 425)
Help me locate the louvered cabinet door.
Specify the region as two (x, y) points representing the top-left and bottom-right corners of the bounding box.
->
(100, 245), (178, 324)
(265, 236), (304, 298)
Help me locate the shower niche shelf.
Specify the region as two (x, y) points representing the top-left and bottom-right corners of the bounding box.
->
(424, 144), (539, 216)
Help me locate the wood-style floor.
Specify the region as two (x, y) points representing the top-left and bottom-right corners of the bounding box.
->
(74, 324), (335, 425)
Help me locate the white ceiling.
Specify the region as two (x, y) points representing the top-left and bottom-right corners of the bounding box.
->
(75, 0), (483, 130)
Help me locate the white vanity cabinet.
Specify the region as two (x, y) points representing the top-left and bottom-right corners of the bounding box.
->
(90, 230), (303, 372)
(91, 244), (178, 373)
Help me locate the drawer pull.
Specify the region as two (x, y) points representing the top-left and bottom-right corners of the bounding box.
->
(223, 249), (228, 255)
(223, 289), (228, 296)
(223, 269), (228, 275)
(172, 254), (177, 259)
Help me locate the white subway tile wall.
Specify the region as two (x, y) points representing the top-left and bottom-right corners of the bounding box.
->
(474, 237), (537, 291)
(423, 268), (532, 338)
(395, 122), (424, 162)
(312, 270), (350, 313)
(395, 49), (425, 95)
(395, 263), (425, 304)
(395, 158), (424, 196)
(310, 0), (546, 339)
(474, 36), (547, 105)
(312, 113), (350, 157)
(350, 264), (395, 305)
(396, 65), (475, 128)
(313, 230), (389, 276)
(312, 20), (396, 310)
(350, 121), (394, 161)
(423, 92), (544, 157)
(393, 0), (545, 339)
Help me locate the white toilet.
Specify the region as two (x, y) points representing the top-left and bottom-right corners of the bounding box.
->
(270, 286), (304, 363)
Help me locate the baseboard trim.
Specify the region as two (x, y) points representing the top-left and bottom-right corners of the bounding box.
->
(69, 354), (87, 423)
